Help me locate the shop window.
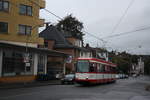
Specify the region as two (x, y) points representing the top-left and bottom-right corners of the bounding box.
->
(0, 1), (9, 12)
(18, 24), (31, 35)
(0, 22), (8, 33)
(2, 51), (33, 76)
(19, 4), (32, 16)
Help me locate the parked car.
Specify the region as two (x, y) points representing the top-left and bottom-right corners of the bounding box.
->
(116, 74), (120, 79)
(61, 74), (75, 84)
(116, 74), (125, 79)
(124, 74), (129, 78)
(132, 74), (137, 77)
(118, 74), (129, 79)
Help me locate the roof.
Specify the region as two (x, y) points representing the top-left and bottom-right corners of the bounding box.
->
(39, 25), (89, 52)
(0, 42), (69, 57)
(55, 45), (90, 52)
(77, 58), (117, 67)
(39, 25), (75, 48)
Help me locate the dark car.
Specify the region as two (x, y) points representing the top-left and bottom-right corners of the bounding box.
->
(61, 74), (75, 84)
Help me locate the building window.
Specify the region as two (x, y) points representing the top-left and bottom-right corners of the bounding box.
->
(2, 51), (33, 76)
(0, 22), (8, 33)
(0, 1), (9, 12)
(38, 54), (45, 74)
(19, 25), (32, 35)
(19, 4), (32, 16)
(44, 41), (48, 48)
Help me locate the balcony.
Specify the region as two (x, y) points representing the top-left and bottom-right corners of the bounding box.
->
(39, 0), (45, 9)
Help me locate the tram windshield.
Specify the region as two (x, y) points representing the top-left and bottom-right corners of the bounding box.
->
(76, 60), (89, 72)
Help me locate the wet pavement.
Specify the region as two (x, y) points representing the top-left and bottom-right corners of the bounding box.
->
(0, 76), (149, 100)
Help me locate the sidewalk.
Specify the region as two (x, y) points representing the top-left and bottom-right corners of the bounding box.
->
(0, 80), (61, 90)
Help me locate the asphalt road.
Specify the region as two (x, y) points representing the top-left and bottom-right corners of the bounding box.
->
(0, 76), (150, 100)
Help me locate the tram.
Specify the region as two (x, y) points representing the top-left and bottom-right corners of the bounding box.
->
(75, 58), (117, 85)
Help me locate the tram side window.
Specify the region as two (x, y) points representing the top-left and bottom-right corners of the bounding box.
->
(103, 65), (106, 72)
(112, 67), (116, 73)
(89, 63), (96, 72)
(110, 67), (113, 72)
(106, 66), (108, 72)
(97, 64), (100, 72)
(98, 64), (102, 72)
(99, 64), (105, 72)
(106, 66), (111, 72)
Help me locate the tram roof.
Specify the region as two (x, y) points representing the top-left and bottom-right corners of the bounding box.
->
(77, 58), (117, 67)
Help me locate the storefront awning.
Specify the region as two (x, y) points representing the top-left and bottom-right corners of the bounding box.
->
(0, 42), (69, 57)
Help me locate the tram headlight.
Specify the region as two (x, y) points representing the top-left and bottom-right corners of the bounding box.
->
(86, 77), (89, 79)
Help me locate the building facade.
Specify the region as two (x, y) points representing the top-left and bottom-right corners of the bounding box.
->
(0, 0), (47, 83)
(39, 25), (92, 76)
(0, 0), (45, 46)
(131, 57), (144, 75)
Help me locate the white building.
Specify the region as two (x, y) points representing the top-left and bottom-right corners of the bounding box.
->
(131, 57), (144, 75)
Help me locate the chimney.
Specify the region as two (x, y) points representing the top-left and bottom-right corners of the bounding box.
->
(45, 22), (51, 28)
(86, 43), (90, 48)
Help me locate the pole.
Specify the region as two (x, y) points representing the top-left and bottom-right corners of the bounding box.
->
(63, 63), (66, 75)
(63, 57), (67, 75)
(25, 32), (30, 73)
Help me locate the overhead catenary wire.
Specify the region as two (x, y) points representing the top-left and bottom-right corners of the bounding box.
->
(27, 0), (63, 20)
(102, 26), (150, 39)
(28, 0), (103, 43)
(8, 1), (51, 41)
(82, 30), (110, 49)
(9, 0), (62, 20)
(7, 0), (150, 55)
(27, 0), (149, 52)
(14, 0), (145, 42)
(27, 0), (111, 48)
(82, 30), (107, 43)
(27, 0), (106, 41)
(110, 0), (135, 34)
(25, 0), (113, 44)
(84, 31), (120, 51)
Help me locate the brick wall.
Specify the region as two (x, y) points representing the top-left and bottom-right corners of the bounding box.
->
(55, 49), (75, 56)
(45, 40), (55, 49)
(66, 38), (76, 45)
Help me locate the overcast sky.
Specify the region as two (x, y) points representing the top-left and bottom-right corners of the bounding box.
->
(40, 0), (150, 55)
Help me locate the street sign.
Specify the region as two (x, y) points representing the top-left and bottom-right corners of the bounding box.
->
(66, 56), (72, 63)
(25, 62), (30, 67)
(23, 53), (30, 62)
